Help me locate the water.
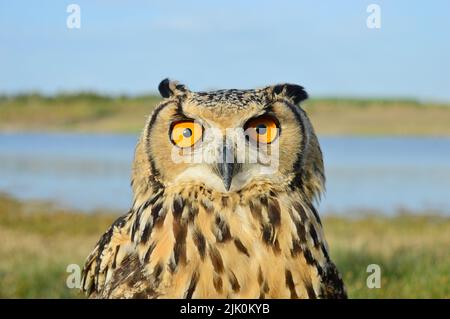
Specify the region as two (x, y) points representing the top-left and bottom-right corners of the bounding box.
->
(321, 137), (450, 214)
(0, 133), (449, 215)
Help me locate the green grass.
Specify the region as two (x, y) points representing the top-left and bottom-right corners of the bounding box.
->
(0, 93), (161, 133)
(1, 93), (450, 135)
(324, 215), (450, 298)
(0, 194), (448, 298)
(0, 195), (116, 298)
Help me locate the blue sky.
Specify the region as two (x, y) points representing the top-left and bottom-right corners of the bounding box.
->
(1, 0), (449, 101)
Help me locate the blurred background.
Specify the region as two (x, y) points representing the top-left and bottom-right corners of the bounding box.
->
(0, 0), (449, 298)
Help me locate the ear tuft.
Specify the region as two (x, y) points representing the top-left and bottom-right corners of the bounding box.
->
(270, 83), (308, 104)
(158, 78), (189, 98)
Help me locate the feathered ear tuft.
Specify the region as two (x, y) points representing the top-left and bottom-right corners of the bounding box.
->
(266, 83), (308, 105)
(158, 78), (189, 98)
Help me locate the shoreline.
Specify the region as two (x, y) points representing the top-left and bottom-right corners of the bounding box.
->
(2, 96), (450, 136)
(1, 192), (449, 218)
(3, 129), (450, 138)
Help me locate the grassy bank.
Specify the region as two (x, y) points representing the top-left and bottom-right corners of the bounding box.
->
(1, 94), (450, 136)
(0, 194), (448, 298)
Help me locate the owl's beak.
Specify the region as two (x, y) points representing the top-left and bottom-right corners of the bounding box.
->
(217, 144), (236, 191)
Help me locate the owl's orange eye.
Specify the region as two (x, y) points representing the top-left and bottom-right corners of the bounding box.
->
(170, 121), (203, 148)
(244, 116), (279, 144)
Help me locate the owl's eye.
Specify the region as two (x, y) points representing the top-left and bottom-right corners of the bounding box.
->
(244, 116), (279, 144)
(170, 121), (203, 148)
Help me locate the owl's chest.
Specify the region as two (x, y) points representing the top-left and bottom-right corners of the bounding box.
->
(150, 199), (320, 298)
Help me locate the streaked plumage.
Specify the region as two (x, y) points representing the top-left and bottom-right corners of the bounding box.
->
(81, 79), (346, 298)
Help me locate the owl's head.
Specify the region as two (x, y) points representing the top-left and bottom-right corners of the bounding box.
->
(132, 79), (324, 202)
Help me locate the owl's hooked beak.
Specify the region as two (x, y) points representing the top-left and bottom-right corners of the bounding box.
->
(217, 144), (237, 191)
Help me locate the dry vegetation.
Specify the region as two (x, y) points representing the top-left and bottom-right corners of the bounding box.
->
(1, 94), (450, 135)
(305, 99), (450, 136)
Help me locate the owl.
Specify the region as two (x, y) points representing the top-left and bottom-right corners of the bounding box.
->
(81, 79), (346, 299)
